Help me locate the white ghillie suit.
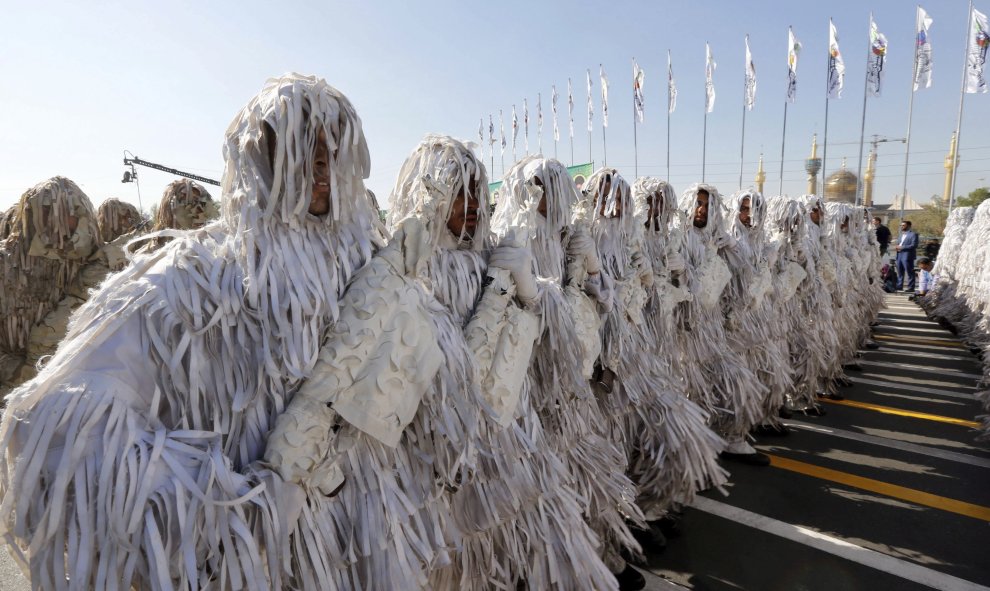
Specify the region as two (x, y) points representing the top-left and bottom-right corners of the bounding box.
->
(949, 200), (990, 436)
(387, 138), (616, 590)
(492, 156), (643, 571)
(265, 150), (483, 590)
(763, 196), (810, 411)
(787, 195), (841, 407)
(0, 73), (384, 589)
(925, 207), (976, 325)
(674, 184), (764, 441)
(0, 177), (99, 394)
(721, 190), (792, 428)
(16, 199), (147, 388)
(823, 203), (883, 380)
(631, 177), (727, 512)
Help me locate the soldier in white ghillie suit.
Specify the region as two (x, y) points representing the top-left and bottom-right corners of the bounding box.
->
(0, 73), (384, 589)
(674, 183), (768, 465)
(586, 168), (707, 589)
(493, 156), (647, 588)
(721, 190), (793, 438)
(0, 177), (99, 395)
(630, 177), (727, 543)
(387, 138), (618, 590)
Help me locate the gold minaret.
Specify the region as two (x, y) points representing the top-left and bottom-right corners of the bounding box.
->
(805, 134), (822, 195)
(943, 132), (958, 206)
(863, 149), (877, 207)
(755, 154), (766, 194)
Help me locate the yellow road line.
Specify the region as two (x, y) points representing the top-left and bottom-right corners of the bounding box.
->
(768, 454), (990, 522)
(873, 334), (967, 349)
(820, 398), (981, 428)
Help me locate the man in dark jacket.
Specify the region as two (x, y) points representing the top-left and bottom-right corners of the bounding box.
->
(873, 216), (891, 255)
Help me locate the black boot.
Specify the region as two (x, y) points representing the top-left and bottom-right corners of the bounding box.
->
(631, 520), (667, 553)
(615, 565), (646, 591)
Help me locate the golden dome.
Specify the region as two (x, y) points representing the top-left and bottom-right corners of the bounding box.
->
(824, 166), (858, 204)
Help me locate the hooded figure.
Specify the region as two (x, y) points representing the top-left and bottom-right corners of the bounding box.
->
(96, 198), (144, 271)
(388, 139), (617, 591)
(0, 73), (384, 589)
(0, 177), (99, 394)
(585, 168), (706, 587)
(783, 194), (840, 414)
(674, 183), (767, 464)
(492, 156), (646, 586)
(631, 177), (728, 531)
(15, 199), (146, 387)
(0, 205), (15, 241)
(136, 179), (219, 252)
(721, 190), (793, 434)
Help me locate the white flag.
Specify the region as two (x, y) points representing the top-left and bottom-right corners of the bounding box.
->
(633, 58), (646, 123)
(827, 19), (846, 98)
(489, 114), (495, 147)
(787, 27), (802, 102)
(586, 69), (594, 132)
(511, 104), (518, 154)
(744, 35), (757, 110)
(668, 50), (677, 114)
(914, 6), (934, 91)
(523, 98), (530, 153)
(600, 64), (609, 128)
(965, 7), (989, 94)
(568, 78), (575, 138)
(705, 43), (716, 113)
(499, 109), (506, 154)
(867, 15), (888, 97)
(552, 85), (560, 142)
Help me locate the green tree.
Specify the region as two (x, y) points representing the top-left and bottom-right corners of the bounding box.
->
(911, 196), (948, 237)
(955, 187), (989, 208)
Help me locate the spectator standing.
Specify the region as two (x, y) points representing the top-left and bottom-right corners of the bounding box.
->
(895, 220), (919, 291)
(873, 216), (891, 255)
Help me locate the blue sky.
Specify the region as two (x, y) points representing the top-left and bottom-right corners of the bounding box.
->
(2, 0), (988, 214)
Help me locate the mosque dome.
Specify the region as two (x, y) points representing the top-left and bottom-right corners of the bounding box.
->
(824, 161), (857, 204)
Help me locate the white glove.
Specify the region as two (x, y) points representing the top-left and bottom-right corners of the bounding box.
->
(631, 250), (655, 288)
(489, 245), (539, 304)
(263, 394), (345, 497)
(567, 227), (601, 274)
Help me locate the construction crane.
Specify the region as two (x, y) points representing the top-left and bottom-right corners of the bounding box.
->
(121, 150), (221, 212)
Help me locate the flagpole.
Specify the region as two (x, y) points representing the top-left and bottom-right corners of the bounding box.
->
(901, 6), (921, 222)
(634, 89), (639, 178)
(602, 123), (608, 167)
(855, 14), (872, 207)
(822, 19), (831, 197)
(702, 109), (708, 183)
(779, 100), (788, 195)
(949, 0), (974, 213)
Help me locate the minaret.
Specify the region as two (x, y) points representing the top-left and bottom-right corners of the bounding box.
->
(805, 133), (822, 195)
(943, 132), (958, 206)
(755, 154), (766, 194)
(863, 149), (877, 207)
